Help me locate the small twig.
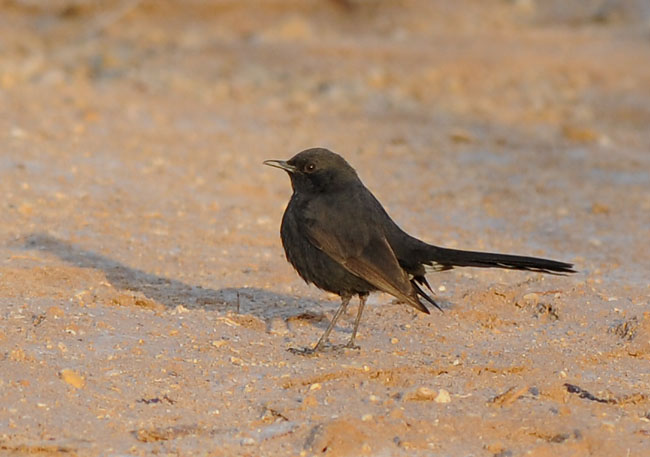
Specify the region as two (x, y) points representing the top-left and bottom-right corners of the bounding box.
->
(489, 385), (530, 407)
(564, 383), (616, 404)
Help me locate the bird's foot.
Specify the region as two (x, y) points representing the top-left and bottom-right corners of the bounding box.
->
(287, 346), (319, 356)
(342, 341), (360, 350)
(288, 340), (360, 355)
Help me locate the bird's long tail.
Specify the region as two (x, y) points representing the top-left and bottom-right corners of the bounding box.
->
(427, 247), (575, 274)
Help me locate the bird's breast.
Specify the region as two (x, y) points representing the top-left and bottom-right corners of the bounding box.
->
(279, 193), (376, 295)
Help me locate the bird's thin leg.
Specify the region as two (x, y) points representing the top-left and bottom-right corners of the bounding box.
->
(312, 294), (352, 352)
(345, 293), (367, 349)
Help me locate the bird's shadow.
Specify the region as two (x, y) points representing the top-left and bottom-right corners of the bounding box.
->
(16, 233), (329, 322)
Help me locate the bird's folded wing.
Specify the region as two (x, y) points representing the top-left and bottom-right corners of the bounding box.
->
(305, 226), (428, 313)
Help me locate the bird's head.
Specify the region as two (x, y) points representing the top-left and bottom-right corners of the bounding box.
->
(264, 148), (360, 194)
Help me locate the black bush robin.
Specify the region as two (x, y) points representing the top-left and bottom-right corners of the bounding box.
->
(264, 148), (575, 354)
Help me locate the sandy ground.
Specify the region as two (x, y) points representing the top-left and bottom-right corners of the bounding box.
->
(1, 1), (650, 456)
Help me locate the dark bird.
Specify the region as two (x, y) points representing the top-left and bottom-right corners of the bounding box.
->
(264, 148), (575, 353)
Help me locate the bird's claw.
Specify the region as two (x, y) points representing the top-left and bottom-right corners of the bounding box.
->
(287, 346), (319, 356)
(287, 341), (360, 355)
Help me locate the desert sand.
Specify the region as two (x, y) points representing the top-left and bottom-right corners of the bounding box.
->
(1, 1), (649, 456)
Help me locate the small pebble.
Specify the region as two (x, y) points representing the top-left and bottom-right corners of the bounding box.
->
(435, 389), (451, 403)
(60, 369), (85, 389)
(405, 387), (437, 401)
(522, 293), (539, 306)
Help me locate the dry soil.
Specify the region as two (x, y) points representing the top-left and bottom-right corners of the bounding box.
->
(1, 1), (650, 456)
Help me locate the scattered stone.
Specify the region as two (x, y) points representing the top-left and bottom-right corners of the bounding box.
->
(9, 347), (28, 362)
(241, 437), (256, 446)
(215, 316), (240, 327)
(224, 313), (266, 331)
(405, 386), (438, 401)
(60, 369), (85, 389)
(110, 292), (165, 312)
(435, 389), (451, 404)
(64, 323), (79, 335)
(520, 292), (539, 307)
(230, 356), (244, 366)
(172, 304), (189, 314)
(405, 387), (452, 403)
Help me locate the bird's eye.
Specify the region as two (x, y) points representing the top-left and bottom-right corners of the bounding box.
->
(305, 163), (316, 173)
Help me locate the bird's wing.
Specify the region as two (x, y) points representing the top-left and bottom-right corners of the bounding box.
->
(305, 224), (429, 313)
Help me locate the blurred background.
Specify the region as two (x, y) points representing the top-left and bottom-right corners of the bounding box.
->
(2, 0), (650, 290)
(2, 0), (649, 288)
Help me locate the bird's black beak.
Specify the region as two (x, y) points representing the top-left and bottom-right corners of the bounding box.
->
(263, 159), (297, 173)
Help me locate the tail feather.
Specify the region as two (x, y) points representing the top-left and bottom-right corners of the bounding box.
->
(427, 247), (575, 275)
(411, 277), (442, 313)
